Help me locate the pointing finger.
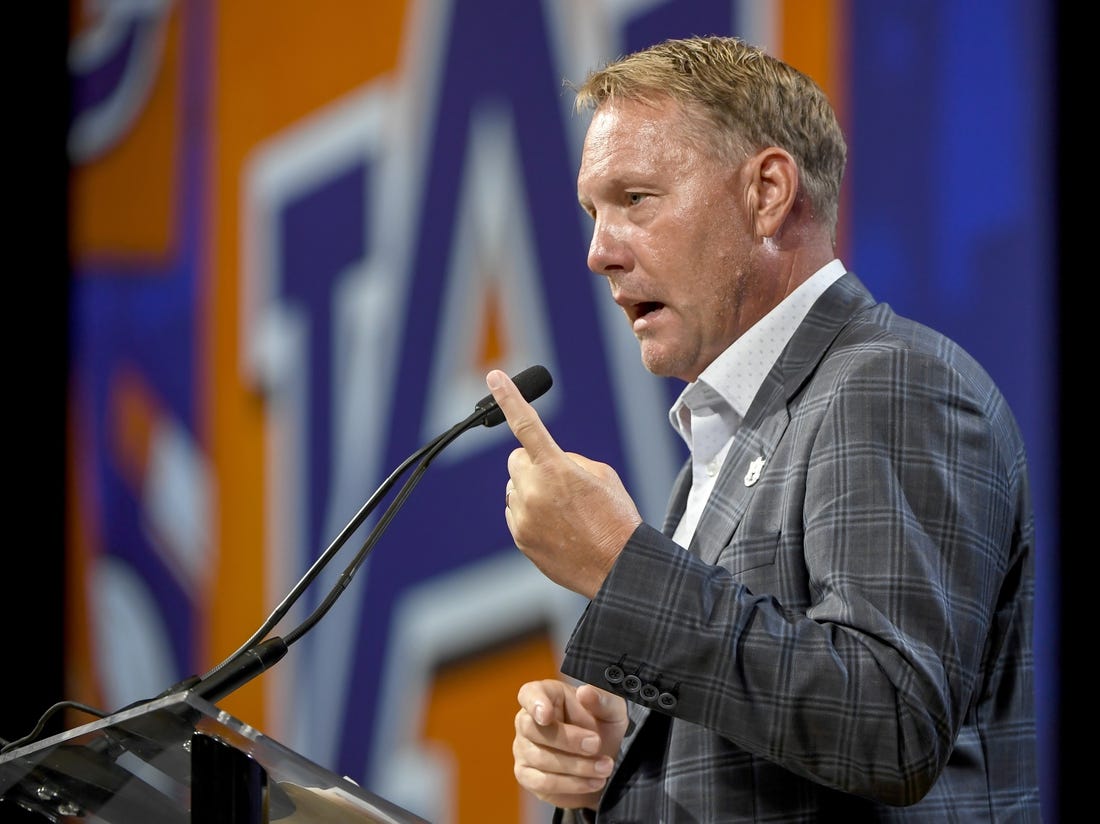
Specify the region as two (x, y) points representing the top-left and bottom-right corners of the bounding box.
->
(486, 369), (563, 461)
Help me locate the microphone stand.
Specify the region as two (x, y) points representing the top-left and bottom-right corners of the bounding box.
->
(171, 364), (551, 703)
(1, 366), (552, 753)
(187, 410), (479, 702)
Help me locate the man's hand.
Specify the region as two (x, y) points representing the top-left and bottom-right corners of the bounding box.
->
(487, 369), (642, 598)
(513, 679), (628, 810)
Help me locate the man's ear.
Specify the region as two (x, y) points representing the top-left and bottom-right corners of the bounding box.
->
(746, 147), (798, 240)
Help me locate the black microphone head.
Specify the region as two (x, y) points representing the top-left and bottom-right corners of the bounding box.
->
(476, 364), (553, 427)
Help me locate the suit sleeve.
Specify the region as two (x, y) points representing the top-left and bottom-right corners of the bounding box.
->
(559, 346), (1031, 805)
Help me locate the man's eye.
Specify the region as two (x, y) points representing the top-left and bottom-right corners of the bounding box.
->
(627, 192), (647, 206)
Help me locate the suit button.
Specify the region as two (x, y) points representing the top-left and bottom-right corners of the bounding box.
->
(639, 683), (659, 702)
(622, 674), (641, 693)
(604, 665), (624, 685)
(657, 692), (677, 709)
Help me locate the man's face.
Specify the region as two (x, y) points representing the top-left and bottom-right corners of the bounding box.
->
(577, 96), (760, 383)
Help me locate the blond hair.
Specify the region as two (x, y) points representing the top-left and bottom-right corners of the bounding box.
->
(573, 35), (847, 237)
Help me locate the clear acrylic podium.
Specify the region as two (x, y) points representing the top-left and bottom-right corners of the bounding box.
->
(0, 690), (429, 823)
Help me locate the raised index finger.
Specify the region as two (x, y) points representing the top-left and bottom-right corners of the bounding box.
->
(485, 369), (562, 461)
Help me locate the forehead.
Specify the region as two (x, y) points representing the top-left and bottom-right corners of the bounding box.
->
(578, 97), (709, 181)
(583, 97), (700, 151)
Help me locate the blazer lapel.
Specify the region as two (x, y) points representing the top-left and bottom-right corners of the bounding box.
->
(687, 273), (876, 565)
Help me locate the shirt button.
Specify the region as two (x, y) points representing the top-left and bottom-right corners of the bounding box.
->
(706, 460), (719, 477)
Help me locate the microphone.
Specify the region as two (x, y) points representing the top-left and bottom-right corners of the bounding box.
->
(178, 364), (554, 704)
(472, 364), (553, 428)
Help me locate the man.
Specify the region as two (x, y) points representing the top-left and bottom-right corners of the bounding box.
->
(485, 35), (1039, 821)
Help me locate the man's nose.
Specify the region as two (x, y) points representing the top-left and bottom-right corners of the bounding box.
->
(587, 220), (630, 276)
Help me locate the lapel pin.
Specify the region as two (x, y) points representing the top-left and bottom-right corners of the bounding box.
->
(744, 456), (766, 487)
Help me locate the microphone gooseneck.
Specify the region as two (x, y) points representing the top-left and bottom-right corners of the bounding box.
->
(181, 364), (553, 703)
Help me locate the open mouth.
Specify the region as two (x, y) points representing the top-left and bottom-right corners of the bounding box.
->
(634, 301), (663, 320)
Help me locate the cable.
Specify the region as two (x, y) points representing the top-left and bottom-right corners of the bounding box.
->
(0, 701), (108, 755)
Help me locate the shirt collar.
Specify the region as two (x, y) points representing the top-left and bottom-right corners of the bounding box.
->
(670, 260), (847, 441)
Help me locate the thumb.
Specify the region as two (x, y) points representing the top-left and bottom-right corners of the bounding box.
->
(486, 369), (562, 461)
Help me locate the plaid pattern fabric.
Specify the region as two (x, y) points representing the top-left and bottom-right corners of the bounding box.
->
(559, 274), (1040, 822)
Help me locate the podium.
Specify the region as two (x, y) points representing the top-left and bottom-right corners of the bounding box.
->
(0, 691), (430, 823)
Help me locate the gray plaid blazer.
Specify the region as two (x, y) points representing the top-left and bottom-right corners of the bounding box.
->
(558, 273), (1040, 822)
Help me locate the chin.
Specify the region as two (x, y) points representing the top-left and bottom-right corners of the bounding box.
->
(639, 349), (681, 380)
